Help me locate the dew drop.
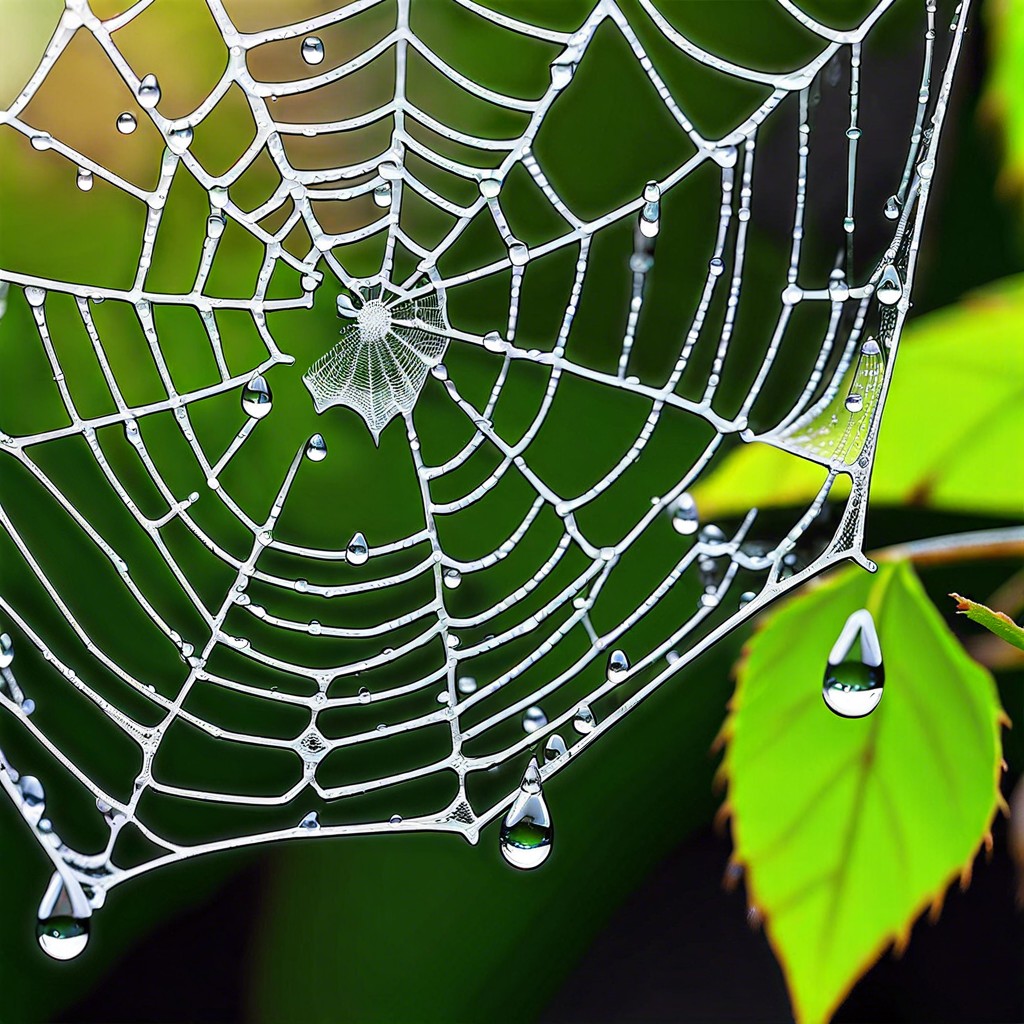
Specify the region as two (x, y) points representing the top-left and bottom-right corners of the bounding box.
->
(884, 194), (902, 220)
(844, 392), (863, 413)
(116, 112), (136, 135)
(347, 532), (369, 566)
(639, 181), (660, 238)
(25, 286), (45, 307)
(206, 214), (225, 239)
(508, 240), (529, 267)
(483, 330), (505, 352)
(373, 181), (392, 207)
(137, 73), (161, 109)
(457, 675), (477, 695)
(550, 58), (576, 89)
(37, 915), (89, 961)
(299, 811), (320, 830)
(738, 591), (757, 609)
(607, 648), (629, 683)
(31, 132), (52, 150)
(443, 568), (462, 590)
(167, 125), (193, 154)
(301, 36), (325, 65)
(378, 160), (401, 181)
(305, 433), (327, 462)
(822, 609), (884, 719)
(479, 175), (502, 199)
(336, 292), (359, 318)
(573, 704), (596, 735)
(241, 374), (272, 418)
(876, 264), (903, 306)
(76, 167), (93, 192)
(0, 632), (13, 669)
(669, 492), (699, 535)
(781, 284), (803, 305)
(861, 337), (881, 356)
(544, 733), (568, 762)
(18, 774), (44, 808)
(522, 705), (547, 733)
(499, 759), (553, 870)
(210, 185), (229, 209)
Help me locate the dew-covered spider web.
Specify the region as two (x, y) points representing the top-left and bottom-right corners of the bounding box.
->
(0, 0), (970, 959)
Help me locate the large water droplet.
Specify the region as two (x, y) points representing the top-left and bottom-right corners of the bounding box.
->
(76, 167), (93, 192)
(443, 568), (462, 590)
(0, 632), (13, 669)
(544, 733), (567, 762)
(607, 648), (629, 683)
(116, 112), (137, 135)
(336, 292), (359, 318)
(305, 433), (327, 462)
(373, 181), (392, 207)
(457, 675), (477, 695)
(347, 532), (369, 566)
(573, 704), (596, 734)
(876, 265), (903, 306)
(822, 609), (884, 719)
(670, 492), (699, 535)
(37, 915), (89, 961)
(18, 774), (44, 808)
(522, 705), (547, 733)
(884, 194), (902, 220)
(137, 73), (161, 109)
(508, 240), (529, 267)
(479, 174), (502, 199)
(241, 375), (272, 418)
(844, 392), (864, 413)
(167, 125), (193, 154)
(499, 759), (553, 870)
(301, 36), (325, 65)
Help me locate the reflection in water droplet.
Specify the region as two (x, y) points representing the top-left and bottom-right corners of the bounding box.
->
(443, 568), (462, 589)
(206, 214), (225, 239)
(31, 132), (52, 150)
(670, 492), (699, 535)
(336, 292), (359, 318)
(573, 704), (596, 734)
(76, 167), (93, 192)
(137, 73), (161, 109)
(544, 733), (567, 762)
(822, 609), (884, 718)
(845, 392), (863, 413)
(508, 240), (529, 266)
(479, 175), (502, 199)
(116, 112), (137, 134)
(18, 774), (44, 808)
(241, 375), (272, 418)
(37, 916), (89, 960)
(500, 759), (553, 870)
(347, 532), (369, 566)
(522, 705), (547, 733)
(876, 264), (903, 306)
(305, 433), (327, 462)
(167, 125), (193, 154)
(301, 36), (325, 65)
(607, 648), (629, 683)
(373, 182), (392, 207)
(884, 194), (902, 220)
(299, 811), (320, 830)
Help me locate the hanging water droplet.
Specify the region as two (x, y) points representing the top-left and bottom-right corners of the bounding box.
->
(861, 337), (881, 356)
(378, 160), (401, 181)
(845, 392), (864, 413)
(299, 811), (320, 830)
(25, 286), (45, 307)
(336, 292), (359, 318)
(206, 214), (225, 239)
(483, 330), (505, 352)
(607, 648), (629, 683)
(443, 568), (462, 590)
(698, 524), (728, 552)
(210, 185), (229, 209)
(0, 632), (13, 669)
(137, 73), (161, 109)
(457, 675), (477, 695)
(30, 132), (52, 150)
(669, 492), (699, 535)
(76, 167), (93, 192)
(116, 112), (136, 134)
(508, 240), (529, 267)
(522, 705), (547, 733)
(782, 284), (803, 305)
(301, 36), (325, 65)
(18, 775), (44, 808)
(544, 733), (568, 762)
(550, 57), (576, 89)
(373, 181), (392, 207)
(822, 608), (884, 719)
(738, 591), (757, 609)
(499, 759), (553, 870)
(167, 125), (193, 154)
(347, 532), (369, 566)
(639, 181), (660, 238)
(241, 374), (272, 419)
(884, 194), (902, 220)
(479, 174), (502, 199)
(305, 433), (327, 462)
(876, 264), (903, 306)
(573, 704), (596, 734)
(37, 915), (89, 961)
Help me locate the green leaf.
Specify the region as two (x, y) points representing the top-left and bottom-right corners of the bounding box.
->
(952, 592), (1024, 652)
(721, 562), (1007, 1024)
(984, 0), (1024, 199)
(692, 276), (1024, 520)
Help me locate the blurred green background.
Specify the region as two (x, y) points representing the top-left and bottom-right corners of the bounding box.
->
(0, 1), (1021, 1021)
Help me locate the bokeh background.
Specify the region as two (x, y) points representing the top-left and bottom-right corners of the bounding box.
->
(0, 1), (1021, 1021)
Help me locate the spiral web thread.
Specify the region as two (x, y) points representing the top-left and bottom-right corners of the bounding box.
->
(0, 0), (969, 948)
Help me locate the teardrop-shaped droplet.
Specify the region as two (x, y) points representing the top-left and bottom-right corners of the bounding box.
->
(607, 648), (629, 683)
(241, 374), (272, 419)
(0, 632), (13, 669)
(573, 704), (596, 735)
(522, 705), (547, 733)
(499, 759), (553, 870)
(115, 112), (137, 135)
(301, 36), (325, 65)
(336, 292), (359, 318)
(25, 286), (46, 308)
(544, 733), (568, 762)
(76, 167), (94, 192)
(373, 181), (392, 207)
(876, 265), (903, 306)
(884, 194), (902, 220)
(18, 774), (44, 808)
(443, 567), (462, 590)
(137, 73), (161, 109)
(670, 492), (699, 535)
(347, 532), (369, 566)
(508, 240), (529, 267)
(37, 915), (89, 960)
(167, 125), (193, 154)
(845, 392), (864, 413)
(639, 181), (660, 238)
(822, 608), (884, 718)
(299, 811), (320, 830)
(305, 433), (327, 462)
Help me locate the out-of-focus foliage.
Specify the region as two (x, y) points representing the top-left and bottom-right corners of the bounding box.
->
(692, 274), (1024, 521)
(953, 592), (1024, 653)
(723, 562), (1008, 1024)
(984, 0), (1024, 200)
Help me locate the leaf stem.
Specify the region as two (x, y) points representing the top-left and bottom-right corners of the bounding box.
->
(869, 526), (1024, 568)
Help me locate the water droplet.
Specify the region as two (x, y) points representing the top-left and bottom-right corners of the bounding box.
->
(884, 194), (902, 220)
(479, 175), (502, 199)
(210, 186), (229, 209)
(378, 160), (401, 181)
(457, 675), (477, 695)
(483, 330), (505, 352)
(573, 704), (596, 734)
(30, 132), (52, 150)
(241, 374), (272, 418)
(639, 181), (660, 238)
(782, 284), (803, 305)
(76, 167), (93, 192)
(443, 568), (462, 590)
(301, 36), (325, 65)
(18, 775), (44, 808)
(607, 648), (629, 683)
(508, 240), (529, 267)
(37, 915), (89, 960)
(336, 292), (359, 318)
(116, 112), (137, 135)
(544, 733), (568, 762)
(550, 58), (576, 89)
(846, 126), (862, 141)
(844, 392), (863, 413)
(299, 811), (320, 829)
(861, 337), (881, 356)
(167, 125), (193, 154)
(739, 591), (757, 608)
(670, 492), (699, 535)
(698, 524), (728, 551)
(206, 214), (225, 239)
(347, 532), (369, 566)
(499, 759), (553, 870)
(876, 264), (903, 306)
(137, 73), (161, 109)
(822, 609), (884, 719)
(25, 286), (45, 307)
(522, 705), (547, 733)
(0, 632), (13, 669)
(305, 433), (327, 462)
(373, 181), (392, 207)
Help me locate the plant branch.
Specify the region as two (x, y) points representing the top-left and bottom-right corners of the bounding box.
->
(869, 526), (1024, 568)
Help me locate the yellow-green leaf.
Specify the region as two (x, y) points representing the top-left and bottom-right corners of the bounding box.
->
(952, 592), (1024, 652)
(721, 562), (1007, 1024)
(984, 0), (1024, 198)
(692, 276), (1024, 520)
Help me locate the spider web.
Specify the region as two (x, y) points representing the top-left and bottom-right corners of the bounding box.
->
(0, 0), (969, 957)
